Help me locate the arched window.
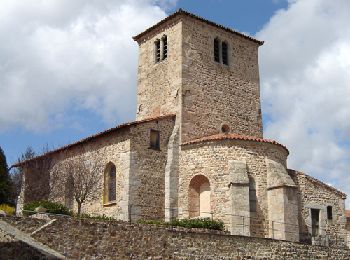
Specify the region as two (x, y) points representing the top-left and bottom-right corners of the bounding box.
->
(188, 175), (211, 218)
(249, 177), (257, 212)
(104, 163), (116, 204)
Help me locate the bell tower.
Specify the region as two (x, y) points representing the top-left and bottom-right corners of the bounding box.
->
(133, 9), (264, 143)
(133, 14), (183, 121)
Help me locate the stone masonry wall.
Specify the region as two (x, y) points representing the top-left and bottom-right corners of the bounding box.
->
(21, 117), (175, 222)
(6, 217), (348, 259)
(46, 129), (131, 220)
(135, 18), (182, 120)
(129, 116), (175, 220)
(347, 217), (350, 248)
(23, 159), (51, 203)
(181, 16), (263, 143)
(25, 129), (130, 219)
(0, 230), (54, 260)
(178, 139), (288, 238)
(289, 170), (347, 246)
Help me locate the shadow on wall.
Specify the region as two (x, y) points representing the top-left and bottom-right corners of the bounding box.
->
(0, 241), (51, 259)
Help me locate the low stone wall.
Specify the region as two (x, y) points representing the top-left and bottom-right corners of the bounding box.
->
(2, 216), (350, 259)
(3, 216), (47, 233)
(11, 217), (347, 259)
(0, 228), (58, 260)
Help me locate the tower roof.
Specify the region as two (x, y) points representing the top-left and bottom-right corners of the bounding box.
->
(133, 9), (264, 45)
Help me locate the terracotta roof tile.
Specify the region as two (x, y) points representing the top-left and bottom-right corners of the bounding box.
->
(346, 210), (350, 218)
(12, 114), (176, 167)
(133, 9), (263, 45)
(181, 133), (288, 153)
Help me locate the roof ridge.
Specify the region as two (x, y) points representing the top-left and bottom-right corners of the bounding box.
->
(133, 8), (263, 45)
(288, 169), (347, 198)
(12, 114), (176, 167)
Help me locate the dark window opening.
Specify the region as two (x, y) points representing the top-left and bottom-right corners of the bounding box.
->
(311, 208), (320, 237)
(221, 124), (230, 133)
(214, 38), (220, 62)
(104, 163), (116, 204)
(222, 42), (228, 65)
(162, 36), (167, 60)
(155, 39), (161, 63)
(327, 206), (333, 220)
(249, 177), (257, 213)
(108, 165), (116, 202)
(150, 129), (160, 150)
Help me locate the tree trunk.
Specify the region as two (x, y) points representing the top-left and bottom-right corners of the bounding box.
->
(77, 202), (82, 216)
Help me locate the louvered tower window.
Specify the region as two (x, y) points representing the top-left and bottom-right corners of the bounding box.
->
(222, 41), (228, 65)
(162, 35), (167, 60)
(214, 38), (220, 62)
(155, 39), (161, 63)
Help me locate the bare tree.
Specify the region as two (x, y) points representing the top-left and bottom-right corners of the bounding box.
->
(52, 158), (101, 215)
(10, 146), (36, 204)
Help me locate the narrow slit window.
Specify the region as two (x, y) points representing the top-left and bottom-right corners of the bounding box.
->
(155, 39), (161, 63)
(214, 38), (220, 62)
(108, 165), (116, 202)
(222, 42), (228, 65)
(150, 129), (160, 150)
(327, 206), (333, 220)
(104, 163), (116, 204)
(249, 177), (257, 212)
(162, 36), (167, 60)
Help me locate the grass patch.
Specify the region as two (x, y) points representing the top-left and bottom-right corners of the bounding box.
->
(0, 204), (15, 215)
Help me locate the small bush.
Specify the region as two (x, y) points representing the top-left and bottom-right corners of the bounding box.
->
(0, 204), (15, 215)
(170, 218), (225, 231)
(23, 201), (71, 216)
(138, 218), (225, 231)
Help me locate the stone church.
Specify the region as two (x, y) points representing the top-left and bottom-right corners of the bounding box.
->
(15, 9), (347, 245)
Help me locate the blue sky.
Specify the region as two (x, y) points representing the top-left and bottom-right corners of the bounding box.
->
(1, 0), (350, 206)
(0, 0), (287, 164)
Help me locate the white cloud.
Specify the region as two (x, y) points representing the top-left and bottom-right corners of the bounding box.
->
(257, 0), (350, 207)
(0, 0), (174, 131)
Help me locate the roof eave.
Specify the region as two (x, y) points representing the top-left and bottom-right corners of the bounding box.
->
(12, 114), (176, 168)
(132, 9), (264, 46)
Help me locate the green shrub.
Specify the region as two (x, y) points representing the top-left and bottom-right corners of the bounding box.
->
(169, 218), (224, 231)
(138, 218), (225, 231)
(23, 201), (71, 216)
(0, 204), (15, 215)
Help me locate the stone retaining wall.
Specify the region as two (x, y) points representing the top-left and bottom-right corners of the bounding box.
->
(4, 217), (348, 259)
(0, 220), (59, 260)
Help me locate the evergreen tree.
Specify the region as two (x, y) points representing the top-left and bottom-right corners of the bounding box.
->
(0, 146), (11, 204)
